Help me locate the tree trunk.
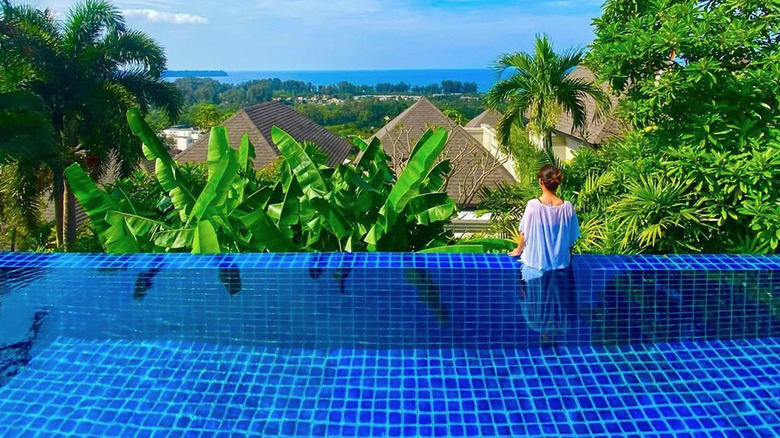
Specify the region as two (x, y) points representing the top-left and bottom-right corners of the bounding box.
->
(52, 169), (65, 248)
(64, 182), (77, 248)
(52, 114), (65, 248)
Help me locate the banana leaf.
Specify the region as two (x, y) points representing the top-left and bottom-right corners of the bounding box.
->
(105, 211), (166, 240)
(154, 227), (193, 249)
(188, 127), (237, 224)
(405, 193), (457, 225)
(127, 109), (197, 221)
(407, 129), (436, 162)
(192, 219), (220, 253)
(271, 126), (328, 199)
(238, 133), (256, 172)
(64, 164), (142, 253)
(237, 207), (299, 252)
(423, 159), (451, 193)
(311, 197), (351, 239)
(387, 128), (448, 213)
(126, 108), (174, 166)
(460, 238), (517, 252)
(229, 134), (256, 211)
(418, 245), (485, 253)
(355, 137), (382, 170)
(367, 128), (448, 245)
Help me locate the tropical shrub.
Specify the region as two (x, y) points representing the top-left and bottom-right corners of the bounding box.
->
(482, 0), (780, 255)
(65, 109), (469, 253)
(586, 0), (780, 253)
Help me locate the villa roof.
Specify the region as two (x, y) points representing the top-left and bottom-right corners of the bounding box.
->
(371, 97), (515, 208)
(176, 101), (353, 168)
(465, 109), (502, 128)
(553, 67), (624, 145)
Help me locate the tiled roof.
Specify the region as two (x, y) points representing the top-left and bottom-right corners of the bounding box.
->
(176, 101), (353, 168)
(465, 110), (502, 128)
(553, 67), (624, 145)
(372, 98), (516, 208)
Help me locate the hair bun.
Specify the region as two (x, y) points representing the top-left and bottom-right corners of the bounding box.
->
(537, 165), (564, 191)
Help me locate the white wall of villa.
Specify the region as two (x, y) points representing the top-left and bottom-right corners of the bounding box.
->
(161, 127), (204, 151)
(463, 124), (518, 180)
(528, 132), (587, 162)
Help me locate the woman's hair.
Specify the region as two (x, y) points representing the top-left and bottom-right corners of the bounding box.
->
(538, 165), (564, 191)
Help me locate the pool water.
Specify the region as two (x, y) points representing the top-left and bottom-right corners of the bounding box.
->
(1, 253), (779, 437)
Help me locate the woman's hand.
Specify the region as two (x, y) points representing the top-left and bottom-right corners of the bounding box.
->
(508, 248), (522, 257)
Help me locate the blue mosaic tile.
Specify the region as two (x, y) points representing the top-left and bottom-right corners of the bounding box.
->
(9, 336), (776, 437)
(1, 252), (780, 436)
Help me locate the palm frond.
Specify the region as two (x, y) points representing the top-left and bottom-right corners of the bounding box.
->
(93, 30), (167, 76)
(64, 0), (125, 51)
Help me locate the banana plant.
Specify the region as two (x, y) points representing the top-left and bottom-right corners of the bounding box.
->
(65, 108), (475, 254)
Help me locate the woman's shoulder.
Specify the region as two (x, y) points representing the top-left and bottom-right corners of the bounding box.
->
(563, 200), (577, 213)
(525, 198), (540, 207)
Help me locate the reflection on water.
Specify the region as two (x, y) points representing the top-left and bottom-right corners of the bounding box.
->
(519, 267), (577, 346)
(218, 267), (242, 296)
(307, 253), (352, 294)
(0, 267), (51, 387)
(404, 268), (450, 327)
(133, 267), (162, 301)
(584, 270), (780, 345)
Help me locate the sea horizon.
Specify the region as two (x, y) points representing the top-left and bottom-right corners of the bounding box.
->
(170, 68), (500, 93)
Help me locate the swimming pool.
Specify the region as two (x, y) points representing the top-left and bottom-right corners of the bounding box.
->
(1, 252), (779, 437)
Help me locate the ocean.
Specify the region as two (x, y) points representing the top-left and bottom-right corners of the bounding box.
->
(209, 69), (498, 93)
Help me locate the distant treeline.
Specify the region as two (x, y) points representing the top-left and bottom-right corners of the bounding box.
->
(293, 95), (485, 138)
(172, 77), (480, 107)
(146, 77), (486, 138)
(163, 70), (228, 78)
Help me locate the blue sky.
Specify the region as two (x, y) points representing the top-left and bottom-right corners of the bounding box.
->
(29, 0), (604, 70)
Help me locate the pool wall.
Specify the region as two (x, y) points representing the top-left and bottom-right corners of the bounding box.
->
(2, 253), (779, 359)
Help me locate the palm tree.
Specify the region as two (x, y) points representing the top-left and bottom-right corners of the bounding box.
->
(486, 34), (611, 158)
(0, 0), (181, 247)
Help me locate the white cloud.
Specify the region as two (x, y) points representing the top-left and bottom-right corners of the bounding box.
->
(122, 9), (208, 25)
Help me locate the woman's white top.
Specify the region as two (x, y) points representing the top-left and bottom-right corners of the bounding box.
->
(519, 198), (580, 273)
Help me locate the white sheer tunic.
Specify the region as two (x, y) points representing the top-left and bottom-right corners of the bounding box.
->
(518, 198), (580, 273)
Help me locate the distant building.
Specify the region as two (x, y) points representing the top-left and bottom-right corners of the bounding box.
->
(160, 126), (204, 151)
(176, 101), (353, 169)
(464, 110), (517, 180)
(370, 97), (515, 209)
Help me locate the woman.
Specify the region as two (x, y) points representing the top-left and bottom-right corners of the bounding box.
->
(510, 165), (580, 344)
(509, 165), (580, 271)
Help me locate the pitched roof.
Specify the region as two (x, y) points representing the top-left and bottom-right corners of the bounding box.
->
(176, 101), (353, 168)
(372, 98), (515, 208)
(466, 109), (502, 128)
(553, 67), (624, 145)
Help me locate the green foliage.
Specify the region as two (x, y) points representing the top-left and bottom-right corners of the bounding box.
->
(443, 109), (468, 125)
(585, 0), (780, 253)
(65, 109), (464, 253)
(0, 90), (53, 165)
(0, 0), (182, 247)
(193, 103), (232, 131)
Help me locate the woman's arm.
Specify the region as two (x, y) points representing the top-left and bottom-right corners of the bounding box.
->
(509, 232), (525, 257)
